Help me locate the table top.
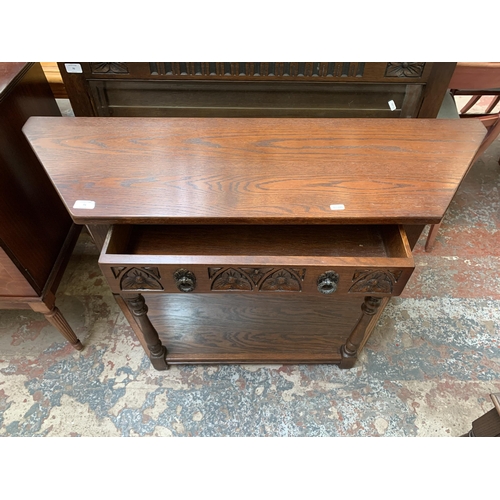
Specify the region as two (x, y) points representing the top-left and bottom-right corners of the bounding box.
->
(0, 62), (30, 102)
(23, 117), (486, 225)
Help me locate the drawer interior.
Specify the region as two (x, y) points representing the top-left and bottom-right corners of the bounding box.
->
(103, 224), (411, 260)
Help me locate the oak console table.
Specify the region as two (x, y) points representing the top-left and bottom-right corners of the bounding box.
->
(23, 117), (485, 370)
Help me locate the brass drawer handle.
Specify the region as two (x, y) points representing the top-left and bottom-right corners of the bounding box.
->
(174, 269), (196, 292)
(317, 271), (339, 294)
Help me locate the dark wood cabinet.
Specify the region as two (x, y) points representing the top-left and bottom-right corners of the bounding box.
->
(58, 62), (455, 119)
(0, 62), (82, 350)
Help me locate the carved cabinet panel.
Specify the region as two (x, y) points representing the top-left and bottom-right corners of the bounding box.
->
(58, 62), (454, 119)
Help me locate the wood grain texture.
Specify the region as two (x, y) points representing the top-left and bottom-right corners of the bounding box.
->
(144, 294), (362, 364)
(88, 80), (411, 118)
(0, 301), (37, 310)
(40, 62), (67, 99)
(60, 62), (435, 83)
(0, 247), (37, 297)
(125, 294), (168, 370)
(119, 225), (400, 257)
(0, 63), (81, 351)
(0, 63), (71, 294)
(0, 63), (31, 102)
(99, 224), (414, 296)
(467, 407), (500, 437)
(449, 62), (500, 90)
(58, 62), (454, 119)
(102, 263), (413, 297)
(340, 296), (382, 368)
(57, 63), (96, 116)
(417, 62), (456, 118)
(23, 117), (486, 226)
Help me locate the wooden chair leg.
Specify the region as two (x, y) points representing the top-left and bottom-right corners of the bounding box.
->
(425, 222), (442, 252)
(485, 95), (500, 114)
(460, 95), (481, 114)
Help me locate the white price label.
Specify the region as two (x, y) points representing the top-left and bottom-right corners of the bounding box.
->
(330, 204), (345, 210)
(73, 200), (95, 209)
(388, 100), (397, 111)
(64, 63), (83, 74)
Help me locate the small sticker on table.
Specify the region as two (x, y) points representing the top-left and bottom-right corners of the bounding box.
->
(73, 200), (95, 209)
(388, 100), (397, 111)
(330, 204), (345, 210)
(64, 63), (83, 74)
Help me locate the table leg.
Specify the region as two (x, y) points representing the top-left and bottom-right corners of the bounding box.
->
(125, 293), (168, 370)
(340, 296), (382, 369)
(425, 222), (442, 252)
(29, 302), (83, 351)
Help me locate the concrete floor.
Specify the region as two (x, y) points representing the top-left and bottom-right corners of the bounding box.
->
(0, 98), (499, 437)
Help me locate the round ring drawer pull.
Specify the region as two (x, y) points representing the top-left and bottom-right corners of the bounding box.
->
(317, 271), (339, 294)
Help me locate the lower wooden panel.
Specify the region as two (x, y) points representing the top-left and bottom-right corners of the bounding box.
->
(90, 80), (410, 118)
(0, 247), (37, 297)
(141, 293), (364, 364)
(0, 301), (34, 310)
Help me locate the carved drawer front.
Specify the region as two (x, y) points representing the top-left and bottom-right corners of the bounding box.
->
(99, 225), (414, 296)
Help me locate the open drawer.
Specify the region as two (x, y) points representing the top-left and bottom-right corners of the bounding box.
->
(99, 224), (414, 297)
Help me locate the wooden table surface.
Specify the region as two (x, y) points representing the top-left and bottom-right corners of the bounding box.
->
(23, 117), (486, 225)
(0, 63), (30, 102)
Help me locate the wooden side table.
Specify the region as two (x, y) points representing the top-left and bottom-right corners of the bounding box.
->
(23, 117), (485, 369)
(0, 63), (82, 350)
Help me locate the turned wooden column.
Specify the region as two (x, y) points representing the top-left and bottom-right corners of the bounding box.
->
(125, 293), (168, 370)
(340, 296), (382, 369)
